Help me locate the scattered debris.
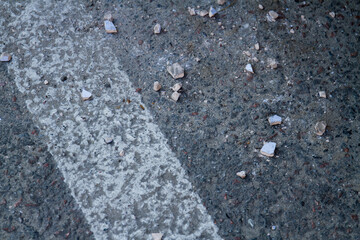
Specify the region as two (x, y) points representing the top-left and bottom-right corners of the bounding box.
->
(319, 91), (326, 98)
(315, 121), (327, 136)
(209, 6), (217, 18)
(260, 142), (276, 157)
(329, 12), (336, 18)
(104, 137), (113, 144)
(199, 10), (209, 17)
(119, 150), (125, 157)
(258, 4), (264, 10)
(245, 63), (254, 73)
(81, 89), (92, 101)
(267, 58), (278, 69)
(217, 0), (226, 5)
(104, 20), (117, 33)
(167, 63), (184, 79)
(171, 83), (182, 92)
(151, 233), (163, 240)
(267, 10), (279, 22)
(254, 43), (260, 51)
(268, 115), (282, 126)
(236, 171), (246, 179)
(154, 23), (161, 34)
(153, 81), (162, 92)
(171, 92), (181, 102)
(188, 7), (196, 16)
(43, 80), (49, 85)
(0, 53), (11, 62)
(103, 12), (114, 22)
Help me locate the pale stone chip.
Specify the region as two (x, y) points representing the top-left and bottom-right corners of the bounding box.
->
(0, 53), (11, 62)
(258, 4), (264, 10)
(267, 58), (278, 69)
(104, 11), (114, 22)
(104, 20), (117, 33)
(154, 23), (161, 34)
(245, 63), (254, 73)
(167, 63), (184, 79)
(329, 12), (335, 18)
(268, 115), (282, 126)
(267, 10), (279, 22)
(104, 137), (113, 144)
(188, 7), (196, 16)
(209, 6), (217, 18)
(236, 171), (246, 179)
(151, 233), (163, 240)
(171, 92), (181, 102)
(153, 81), (162, 91)
(315, 121), (327, 136)
(261, 142), (276, 157)
(319, 91), (326, 98)
(81, 89), (92, 101)
(217, 0), (226, 5)
(255, 43), (260, 50)
(199, 10), (209, 17)
(171, 83), (182, 92)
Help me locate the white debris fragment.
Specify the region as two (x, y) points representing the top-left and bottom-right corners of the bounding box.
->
(319, 91), (326, 98)
(260, 142), (276, 157)
(43, 80), (49, 85)
(268, 115), (282, 126)
(81, 89), (92, 101)
(209, 6), (217, 18)
(267, 58), (278, 69)
(245, 63), (254, 73)
(188, 7), (196, 16)
(119, 150), (125, 157)
(195, 57), (201, 62)
(154, 23), (161, 34)
(217, 0), (226, 5)
(153, 81), (162, 92)
(104, 20), (117, 33)
(236, 171), (246, 179)
(243, 51), (251, 57)
(171, 83), (182, 92)
(290, 29), (295, 34)
(315, 121), (327, 136)
(0, 53), (11, 62)
(252, 57), (259, 62)
(267, 10), (279, 22)
(104, 137), (113, 144)
(151, 233), (163, 240)
(329, 12), (335, 18)
(254, 43), (260, 50)
(167, 63), (184, 79)
(104, 12), (114, 22)
(171, 92), (181, 102)
(258, 4), (264, 10)
(199, 10), (209, 17)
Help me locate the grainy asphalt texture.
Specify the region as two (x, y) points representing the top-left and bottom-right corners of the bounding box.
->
(1, 0), (360, 239)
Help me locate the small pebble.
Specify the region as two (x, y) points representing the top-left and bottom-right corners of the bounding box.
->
(167, 63), (184, 79)
(104, 137), (113, 144)
(119, 150), (125, 157)
(199, 10), (209, 17)
(329, 12), (335, 18)
(171, 83), (182, 92)
(254, 43), (260, 50)
(171, 92), (181, 102)
(209, 6), (217, 18)
(319, 91), (326, 98)
(258, 4), (264, 10)
(151, 233), (163, 240)
(260, 142), (276, 157)
(217, 0), (226, 5)
(290, 29), (295, 34)
(0, 53), (11, 62)
(243, 51), (251, 57)
(43, 80), (49, 85)
(103, 12), (114, 22)
(104, 20), (117, 33)
(268, 115), (282, 126)
(267, 10), (279, 22)
(188, 7), (196, 16)
(153, 81), (162, 92)
(245, 63), (254, 73)
(236, 171), (246, 179)
(81, 89), (92, 101)
(154, 23), (161, 34)
(267, 58), (278, 69)
(315, 121), (326, 136)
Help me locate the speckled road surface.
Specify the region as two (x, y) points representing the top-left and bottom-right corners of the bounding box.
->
(1, 0), (360, 239)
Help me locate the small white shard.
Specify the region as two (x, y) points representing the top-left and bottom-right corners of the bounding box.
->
(245, 63), (254, 73)
(153, 81), (162, 91)
(167, 63), (184, 79)
(0, 53), (11, 62)
(329, 12), (335, 18)
(290, 29), (295, 34)
(315, 121), (327, 136)
(268, 115), (282, 126)
(171, 83), (182, 92)
(81, 89), (92, 101)
(104, 20), (117, 33)
(254, 43), (260, 50)
(267, 10), (279, 22)
(209, 6), (217, 18)
(258, 4), (264, 10)
(243, 51), (251, 57)
(154, 23), (161, 34)
(267, 58), (278, 69)
(151, 233), (163, 240)
(260, 142), (276, 157)
(104, 137), (113, 144)
(217, 0), (226, 5)
(252, 57), (259, 62)
(195, 57), (201, 62)
(188, 7), (196, 16)
(319, 91), (326, 98)
(236, 171), (246, 179)
(171, 92), (181, 102)
(104, 12), (114, 22)
(119, 150), (125, 157)
(43, 80), (49, 85)
(199, 10), (209, 17)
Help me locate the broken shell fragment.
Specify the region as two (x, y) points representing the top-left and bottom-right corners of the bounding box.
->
(268, 115), (282, 126)
(267, 10), (279, 22)
(245, 63), (254, 73)
(154, 23), (161, 34)
(209, 6), (217, 18)
(260, 142), (276, 157)
(151, 233), (163, 240)
(199, 10), (209, 17)
(171, 92), (181, 102)
(81, 89), (92, 101)
(171, 83), (182, 92)
(153, 81), (162, 91)
(0, 53), (11, 62)
(319, 91), (326, 98)
(315, 121), (327, 136)
(104, 20), (117, 33)
(167, 63), (184, 79)
(236, 171), (246, 179)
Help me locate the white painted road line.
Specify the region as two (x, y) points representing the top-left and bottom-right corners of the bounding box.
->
(2, 0), (221, 239)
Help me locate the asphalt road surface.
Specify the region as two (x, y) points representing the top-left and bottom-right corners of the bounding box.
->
(1, 0), (359, 239)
